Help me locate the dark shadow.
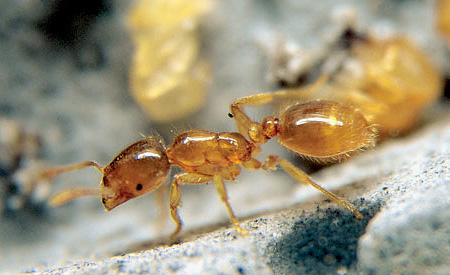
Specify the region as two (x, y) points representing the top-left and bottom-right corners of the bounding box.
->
(37, 0), (110, 47)
(443, 77), (450, 99)
(265, 199), (382, 274)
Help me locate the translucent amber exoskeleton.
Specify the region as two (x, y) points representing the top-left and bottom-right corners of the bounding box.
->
(279, 101), (375, 161)
(128, 0), (211, 122)
(100, 138), (170, 210)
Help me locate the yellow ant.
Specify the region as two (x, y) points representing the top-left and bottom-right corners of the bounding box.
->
(36, 26), (443, 240)
(38, 77), (371, 240)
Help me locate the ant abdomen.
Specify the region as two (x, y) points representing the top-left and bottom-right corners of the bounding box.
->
(278, 100), (376, 161)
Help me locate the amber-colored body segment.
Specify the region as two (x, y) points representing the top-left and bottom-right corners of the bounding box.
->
(279, 101), (375, 160)
(167, 130), (253, 177)
(101, 138), (170, 211)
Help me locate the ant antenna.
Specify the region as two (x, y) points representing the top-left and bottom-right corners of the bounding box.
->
(38, 160), (104, 206)
(49, 188), (100, 206)
(38, 160), (104, 180)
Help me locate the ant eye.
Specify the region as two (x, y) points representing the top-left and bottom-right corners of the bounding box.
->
(136, 184), (143, 191)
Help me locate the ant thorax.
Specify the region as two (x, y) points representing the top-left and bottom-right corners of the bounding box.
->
(166, 129), (253, 178)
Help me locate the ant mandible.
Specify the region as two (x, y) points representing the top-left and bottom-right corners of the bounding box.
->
(39, 77), (371, 239)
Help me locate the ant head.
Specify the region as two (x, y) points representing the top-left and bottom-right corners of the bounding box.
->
(100, 137), (170, 211)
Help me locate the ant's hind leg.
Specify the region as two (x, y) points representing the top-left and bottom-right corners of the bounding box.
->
(213, 174), (248, 235)
(230, 75), (328, 137)
(263, 155), (363, 219)
(169, 173), (213, 240)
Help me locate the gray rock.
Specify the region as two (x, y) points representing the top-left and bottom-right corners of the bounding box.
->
(41, 237), (272, 275)
(357, 147), (450, 274)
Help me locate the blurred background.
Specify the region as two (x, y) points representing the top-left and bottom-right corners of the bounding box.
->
(0, 0), (448, 273)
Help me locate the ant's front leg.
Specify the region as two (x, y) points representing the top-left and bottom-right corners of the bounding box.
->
(263, 155), (363, 219)
(169, 172), (249, 239)
(169, 172), (213, 240)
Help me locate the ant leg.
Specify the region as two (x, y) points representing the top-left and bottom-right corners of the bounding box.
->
(154, 184), (168, 230)
(169, 172), (213, 240)
(213, 174), (248, 235)
(242, 158), (262, 170)
(49, 188), (100, 206)
(230, 75), (328, 138)
(263, 155), (363, 219)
